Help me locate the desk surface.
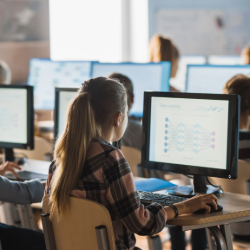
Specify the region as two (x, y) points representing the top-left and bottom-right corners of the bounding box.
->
(166, 192), (250, 228)
(20, 159), (50, 175)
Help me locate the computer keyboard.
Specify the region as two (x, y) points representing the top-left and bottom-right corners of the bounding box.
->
(5, 171), (48, 181)
(138, 190), (188, 206)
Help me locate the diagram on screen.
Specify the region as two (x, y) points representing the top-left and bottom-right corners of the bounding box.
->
(164, 118), (215, 154)
(0, 108), (19, 131)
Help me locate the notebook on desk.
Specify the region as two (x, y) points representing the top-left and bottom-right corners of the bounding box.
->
(135, 178), (177, 192)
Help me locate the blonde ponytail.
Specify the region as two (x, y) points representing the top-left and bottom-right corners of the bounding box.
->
(50, 77), (126, 217)
(50, 92), (101, 216)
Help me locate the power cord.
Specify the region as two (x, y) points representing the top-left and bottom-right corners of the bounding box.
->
(206, 176), (221, 188)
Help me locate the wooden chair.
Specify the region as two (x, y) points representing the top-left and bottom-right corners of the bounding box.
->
(209, 160), (250, 247)
(14, 136), (52, 161)
(41, 195), (116, 250)
(121, 146), (141, 176)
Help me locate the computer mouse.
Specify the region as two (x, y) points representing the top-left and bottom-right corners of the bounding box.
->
(193, 203), (223, 214)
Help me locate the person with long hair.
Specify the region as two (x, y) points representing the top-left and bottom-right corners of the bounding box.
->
(223, 74), (250, 161)
(46, 77), (218, 250)
(149, 35), (180, 92)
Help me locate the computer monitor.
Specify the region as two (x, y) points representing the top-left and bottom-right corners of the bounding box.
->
(142, 92), (240, 197)
(208, 56), (242, 65)
(0, 85), (34, 161)
(186, 65), (250, 94)
(91, 62), (171, 117)
(54, 88), (78, 140)
(170, 55), (207, 92)
(28, 59), (93, 110)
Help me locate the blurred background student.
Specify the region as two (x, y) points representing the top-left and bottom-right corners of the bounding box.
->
(0, 61), (11, 85)
(108, 73), (142, 151)
(223, 74), (250, 162)
(149, 35), (180, 92)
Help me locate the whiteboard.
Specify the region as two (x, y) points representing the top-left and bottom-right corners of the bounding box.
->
(155, 9), (250, 55)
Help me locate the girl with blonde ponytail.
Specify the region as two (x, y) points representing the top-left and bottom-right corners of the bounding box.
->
(45, 77), (218, 250)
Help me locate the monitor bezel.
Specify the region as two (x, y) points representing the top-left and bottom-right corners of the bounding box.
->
(185, 64), (250, 93)
(0, 85), (34, 150)
(54, 87), (79, 143)
(142, 92), (240, 179)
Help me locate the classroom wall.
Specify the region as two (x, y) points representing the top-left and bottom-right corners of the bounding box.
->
(148, 0), (250, 55)
(0, 42), (50, 83)
(0, 0), (50, 83)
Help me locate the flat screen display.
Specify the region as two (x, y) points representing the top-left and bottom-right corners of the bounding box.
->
(186, 65), (250, 94)
(28, 59), (92, 110)
(0, 88), (27, 144)
(149, 96), (229, 170)
(92, 62), (171, 117)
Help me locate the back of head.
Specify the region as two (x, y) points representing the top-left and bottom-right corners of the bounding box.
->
(108, 73), (133, 110)
(242, 46), (250, 65)
(51, 77), (127, 216)
(149, 35), (179, 63)
(222, 74), (250, 114)
(0, 61), (11, 84)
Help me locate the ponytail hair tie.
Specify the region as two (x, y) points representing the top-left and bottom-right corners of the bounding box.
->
(87, 92), (91, 99)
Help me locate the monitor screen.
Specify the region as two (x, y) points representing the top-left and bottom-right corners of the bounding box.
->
(186, 65), (250, 94)
(0, 86), (34, 149)
(91, 62), (171, 117)
(142, 92), (240, 179)
(54, 88), (78, 139)
(28, 59), (93, 110)
(149, 97), (229, 170)
(170, 55), (206, 92)
(208, 56), (242, 65)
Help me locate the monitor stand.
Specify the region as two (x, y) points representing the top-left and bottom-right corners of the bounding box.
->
(166, 175), (222, 198)
(2, 148), (26, 165)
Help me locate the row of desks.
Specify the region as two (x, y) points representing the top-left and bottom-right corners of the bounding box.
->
(13, 160), (250, 249)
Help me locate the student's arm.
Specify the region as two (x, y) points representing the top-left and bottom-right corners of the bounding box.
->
(0, 176), (44, 204)
(104, 149), (218, 236)
(104, 149), (167, 235)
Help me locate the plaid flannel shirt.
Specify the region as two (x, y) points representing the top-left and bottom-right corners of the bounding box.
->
(45, 138), (167, 250)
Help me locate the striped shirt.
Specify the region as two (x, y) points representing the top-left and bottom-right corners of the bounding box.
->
(45, 138), (167, 250)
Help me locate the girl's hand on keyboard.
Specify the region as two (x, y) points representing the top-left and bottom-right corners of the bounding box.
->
(174, 193), (218, 215)
(0, 162), (21, 179)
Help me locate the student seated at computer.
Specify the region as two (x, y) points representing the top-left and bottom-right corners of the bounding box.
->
(0, 60), (11, 84)
(107, 74), (208, 250)
(149, 35), (180, 92)
(0, 161), (46, 250)
(222, 74), (250, 161)
(46, 77), (218, 250)
(241, 45), (250, 65)
(108, 73), (142, 150)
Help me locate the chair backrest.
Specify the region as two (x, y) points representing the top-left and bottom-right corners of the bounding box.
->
(14, 136), (52, 161)
(209, 160), (250, 195)
(42, 195), (116, 250)
(121, 146), (141, 176)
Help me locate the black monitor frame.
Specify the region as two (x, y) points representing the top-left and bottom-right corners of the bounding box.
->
(142, 92), (240, 180)
(0, 85), (34, 150)
(54, 87), (78, 143)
